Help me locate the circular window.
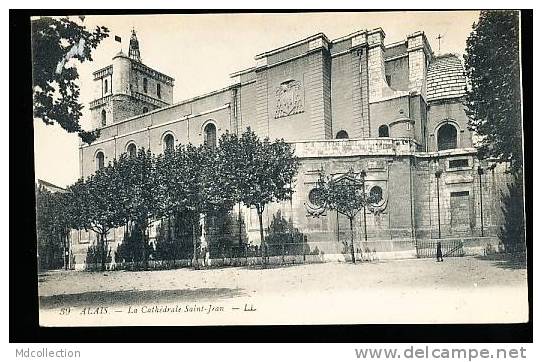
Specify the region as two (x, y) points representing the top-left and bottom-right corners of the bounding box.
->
(369, 186), (383, 204)
(308, 188), (324, 207)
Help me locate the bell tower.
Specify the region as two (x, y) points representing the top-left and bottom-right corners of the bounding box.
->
(128, 29), (142, 62)
(89, 29), (175, 130)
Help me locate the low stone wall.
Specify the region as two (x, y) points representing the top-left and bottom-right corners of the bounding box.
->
(78, 254), (326, 271)
(324, 250), (417, 263)
(461, 236), (500, 256)
(415, 236), (500, 258)
(73, 236), (499, 271)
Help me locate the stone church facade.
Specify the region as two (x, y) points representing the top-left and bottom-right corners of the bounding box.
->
(72, 28), (511, 266)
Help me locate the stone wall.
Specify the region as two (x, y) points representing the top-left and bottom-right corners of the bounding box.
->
(427, 99), (473, 152)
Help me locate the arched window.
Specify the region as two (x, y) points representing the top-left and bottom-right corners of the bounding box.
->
(101, 110), (106, 127)
(96, 151), (105, 170)
(378, 125), (389, 137)
(143, 78), (148, 93)
(335, 130), (349, 139)
(127, 143), (137, 158)
(203, 123), (217, 149)
(163, 133), (175, 152)
(104, 79), (108, 94)
(437, 123), (458, 151)
(369, 186), (383, 204)
(157, 83), (161, 99)
(142, 107), (149, 114)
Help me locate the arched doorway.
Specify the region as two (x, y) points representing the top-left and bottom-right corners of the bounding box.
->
(437, 123), (458, 150)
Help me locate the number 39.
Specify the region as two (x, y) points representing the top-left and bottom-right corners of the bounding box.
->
(59, 307), (71, 315)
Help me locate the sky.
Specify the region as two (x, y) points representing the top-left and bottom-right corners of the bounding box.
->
(33, 11), (480, 187)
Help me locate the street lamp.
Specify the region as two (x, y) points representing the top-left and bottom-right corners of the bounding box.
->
(478, 166), (484, 237)
(435, 169), (443, 239)
(360, 170), (368, 243)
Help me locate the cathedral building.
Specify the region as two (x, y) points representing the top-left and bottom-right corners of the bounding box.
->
(72, 28), (511, 267)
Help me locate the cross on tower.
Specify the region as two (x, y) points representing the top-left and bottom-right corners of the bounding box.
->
(436, 34), (443, 53)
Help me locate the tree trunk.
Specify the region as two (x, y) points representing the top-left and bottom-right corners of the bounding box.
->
(192, 215), (199, 270)
(238, 202), (242, 248)
(141, 224), (148, 270)
(257, 206), (265, 265)
(63, 229), (69, 270)
(100, 232), (107, 271)
(60, 230), (67, 270)
(349, 217), (356, 264)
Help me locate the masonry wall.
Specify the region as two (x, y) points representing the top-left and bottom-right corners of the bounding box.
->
(130, 66), (174, 105)
(369, 96), (410, 137)
(427, 99), (473, 151)
(81, 88), (233, 178)
(384, 55), (409, 91)
(236, 80), (258, 133)
(409, 95), (428, 150)
(412, 152), (500, 240)
(113, 95), (160, 121)
(329, 47), (369, 139)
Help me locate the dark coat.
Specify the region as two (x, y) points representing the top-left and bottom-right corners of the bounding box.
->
(436, 242), (443, 258)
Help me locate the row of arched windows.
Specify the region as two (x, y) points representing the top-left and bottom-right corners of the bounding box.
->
(94, 123), (218, 171)
(334, 125), (389, 140)
(333, 122), (458, 151)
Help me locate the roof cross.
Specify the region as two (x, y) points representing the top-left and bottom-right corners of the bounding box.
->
(436, 34), (443, 53)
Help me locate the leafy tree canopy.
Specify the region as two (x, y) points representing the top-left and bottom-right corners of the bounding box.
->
(219, 128), (299, 214)
(315, 169), (368, 219)
(464, 10), (523, 175)
(32, 16), (109, 144)
(217, 128), (299, 252)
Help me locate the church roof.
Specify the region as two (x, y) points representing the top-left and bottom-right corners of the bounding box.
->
(426, 54), (467, 102)
(37, 179), (66, 193)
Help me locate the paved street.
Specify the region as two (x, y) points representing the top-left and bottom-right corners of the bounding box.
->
(39, 255), (528, 326)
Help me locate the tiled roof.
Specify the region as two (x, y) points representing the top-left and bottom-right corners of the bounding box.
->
(426, 54), (466, 102)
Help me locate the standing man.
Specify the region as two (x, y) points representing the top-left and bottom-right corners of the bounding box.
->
(436, 241), (444, 262)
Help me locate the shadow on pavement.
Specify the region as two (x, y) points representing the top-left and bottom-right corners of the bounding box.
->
(241, 263), (310, 270)
(475, 253), (527, 270)
(39, 287), (245, 309)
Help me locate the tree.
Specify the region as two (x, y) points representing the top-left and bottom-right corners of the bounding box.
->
(68, 160), (126, 271)
(160, 144), (234, 268)
(219, 128), (299, 262)
(217, 131), (247, 248)
(464, 11), (526, 256)
(499, 180), (526, 253)
(265, 210), (308, 258)
(116, 149), (160, 269)
(35, 185), (77, 270)
(31, 16), (109, 144)
(464, 11), (523, 175)
(314, 169), (370, 264)
(36, 187), (64, 270)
